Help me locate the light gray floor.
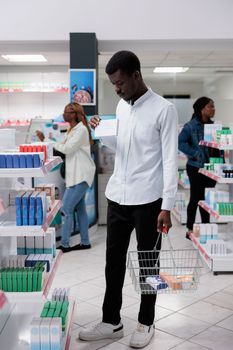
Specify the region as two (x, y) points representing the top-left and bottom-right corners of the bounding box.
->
(52, 218), (233, 350)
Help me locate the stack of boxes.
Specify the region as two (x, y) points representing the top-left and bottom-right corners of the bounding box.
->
(30, 289), (70, 350)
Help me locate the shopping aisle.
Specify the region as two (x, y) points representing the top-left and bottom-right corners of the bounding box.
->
(51, 220), (233, 350)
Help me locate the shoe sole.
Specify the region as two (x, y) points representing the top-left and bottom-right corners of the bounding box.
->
(79, 329), (124, 341)
(130, 330), (155, 348)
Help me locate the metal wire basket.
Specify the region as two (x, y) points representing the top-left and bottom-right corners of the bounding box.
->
(127, 233), (203, 294)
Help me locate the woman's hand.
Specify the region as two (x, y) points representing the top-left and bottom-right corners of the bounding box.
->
(89, 115), (101, 129)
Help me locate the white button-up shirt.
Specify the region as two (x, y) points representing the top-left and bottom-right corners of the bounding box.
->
(53, 123), (96, 188)
(102, 88), (178, 210)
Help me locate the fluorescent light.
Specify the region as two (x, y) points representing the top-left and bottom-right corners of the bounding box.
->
(1, 55), (47, 62)
(153, 67), (189, 73)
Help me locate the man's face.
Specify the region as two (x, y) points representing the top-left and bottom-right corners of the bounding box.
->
(108, 69), (139, 102)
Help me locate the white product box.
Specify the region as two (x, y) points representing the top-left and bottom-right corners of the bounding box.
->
(94, 119), (118, 138)
(40, 318), (51, 350)
(50, 318), (62, 350)
(26, 236), (35, 255)
(30, 317), (41, 350)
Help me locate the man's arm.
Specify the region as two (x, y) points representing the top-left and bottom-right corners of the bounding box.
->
(157, 105), (178, 232)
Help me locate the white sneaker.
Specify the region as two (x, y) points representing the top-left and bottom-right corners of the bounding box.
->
(79, 321), (124, 341)
(130, 323), (155, 348)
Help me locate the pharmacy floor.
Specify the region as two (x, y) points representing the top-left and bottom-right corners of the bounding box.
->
(52, 220), (233, 350)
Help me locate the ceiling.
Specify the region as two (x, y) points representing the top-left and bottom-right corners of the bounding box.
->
(0, 39), (233, 82)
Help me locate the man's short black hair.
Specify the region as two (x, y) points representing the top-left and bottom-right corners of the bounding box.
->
(105, 50), (141, 76)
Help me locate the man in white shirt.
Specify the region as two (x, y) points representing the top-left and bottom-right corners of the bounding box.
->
(79, 51), (178, 348)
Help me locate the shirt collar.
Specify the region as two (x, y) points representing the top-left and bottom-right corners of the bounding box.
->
(127, 87), (153, 107)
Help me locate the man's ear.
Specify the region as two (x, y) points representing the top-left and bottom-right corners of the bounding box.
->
(134, 70), (141, 80)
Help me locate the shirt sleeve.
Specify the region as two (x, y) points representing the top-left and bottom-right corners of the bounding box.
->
(53, 126), (87, 155)
(160, 104), (178, 210)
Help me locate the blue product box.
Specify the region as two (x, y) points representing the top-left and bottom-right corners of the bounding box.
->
(22, 191), (33, 225)
(0, 155), (6, 168)
(26, 154), (33, 168)
(33, 154), (41, 168)
(29, 191), (40, 225)
(19, 155), (26, 168)
(146, 275), (168, 290)
(6, 155), (13, 168)
(15, 191), (26, 226)
(13, 155), (20, 168)
(36, 192), (47, 225)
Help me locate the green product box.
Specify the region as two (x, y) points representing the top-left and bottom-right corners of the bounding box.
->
(53, 302), (63, 317)
(17, 269), (22, 292)
(0, 270), (2, 290)
(32, 269), (38, 292)
(27, 269), (33, 292)
(40, 307), (49, 318)
(12, 269), (18, 292)
(44, 301), (51, 309)
(2, 269), (7, 291)
(50, 301), (57, 310)
(7, 269), (12, 292)
(60, 308), (68, 331)
(47, 308), (55, 318)
(61, 301), (69, 311)
(37, 267), (43, 291)
(22, 269), (28, 292)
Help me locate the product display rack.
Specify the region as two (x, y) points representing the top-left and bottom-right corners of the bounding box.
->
(0, 156), (62, 178)
(0, 200), (61, 235)
(0, 299), (76, 350)
(0, 156), (75, 348)
(190, 140), (233, 274)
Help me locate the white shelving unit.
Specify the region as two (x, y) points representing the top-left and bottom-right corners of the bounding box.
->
(0, 157), (62, 178)
(194, 140), (233, 273)
(0, 156), (75, 348)
(0, 200), (61, 235)
(0, 299), (76, 350)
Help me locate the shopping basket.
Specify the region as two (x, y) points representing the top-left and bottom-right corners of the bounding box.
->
(127, 232), (203, 294)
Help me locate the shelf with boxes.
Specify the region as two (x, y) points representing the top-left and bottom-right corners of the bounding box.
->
(191, 124), (233, 273)
(0, 290), (75, 350)
(0, 156), (62, 177)
(190, 226), (233, 274)
(0, 199), (61, 235)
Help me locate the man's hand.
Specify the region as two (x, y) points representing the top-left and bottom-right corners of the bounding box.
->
(157, 210), (172, 233)
(89, 115), (101, 129)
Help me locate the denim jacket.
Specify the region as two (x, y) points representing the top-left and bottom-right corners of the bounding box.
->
(178, 116), (210, 168)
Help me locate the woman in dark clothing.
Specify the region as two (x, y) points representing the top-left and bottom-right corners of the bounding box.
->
(178, 97), (219, 239)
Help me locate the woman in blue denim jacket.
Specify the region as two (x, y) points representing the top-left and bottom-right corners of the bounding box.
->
(178, 97), (218, 238)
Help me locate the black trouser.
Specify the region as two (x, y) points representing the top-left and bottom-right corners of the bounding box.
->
(186, 164), (216, 231)
(102, 198), (162, 326)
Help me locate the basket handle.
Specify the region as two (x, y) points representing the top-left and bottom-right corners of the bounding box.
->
(154, 229), (177, 269)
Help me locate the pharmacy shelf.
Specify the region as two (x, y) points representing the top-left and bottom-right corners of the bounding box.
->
(198, 200), (233, 222)
(190, 233), (233, 273)
(199, 140), (233, 150)
(5, 249), (63, 302)
(0, 156), (62, 178)
(0, 199), (62, 236)
(198, 168), (233, 183)
(0, 299), (75, 350)
(178, 179), (190, 189)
